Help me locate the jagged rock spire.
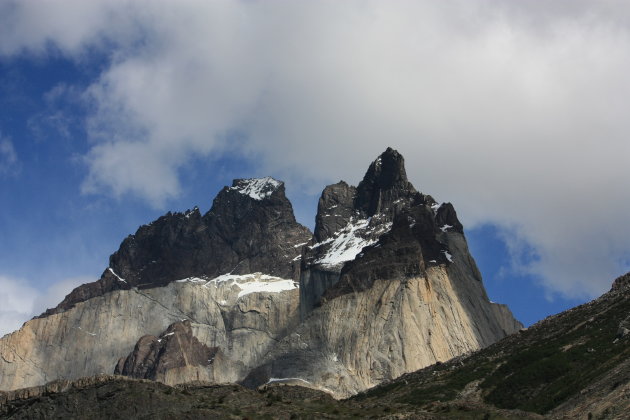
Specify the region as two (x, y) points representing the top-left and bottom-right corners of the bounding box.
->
(355, 147), (418, 215)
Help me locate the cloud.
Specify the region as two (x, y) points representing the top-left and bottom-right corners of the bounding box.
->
(26, 84), (81, 143)
(2, 1), (630, 298)
(0, 275), (89, 337)
(0, 276), (37, 337)
(0, 134), (18, 175)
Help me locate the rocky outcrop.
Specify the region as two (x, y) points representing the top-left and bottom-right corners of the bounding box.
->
(41, 178), (311, 317)
(114, 320), (226, 384)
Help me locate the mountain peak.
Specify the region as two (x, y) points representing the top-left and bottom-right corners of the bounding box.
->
(355, 147), (417, 215)
(229, 177), (283, 201)
(365, 147), (408, 186)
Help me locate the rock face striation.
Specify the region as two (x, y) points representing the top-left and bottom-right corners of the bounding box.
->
(0, 148), (521, 397)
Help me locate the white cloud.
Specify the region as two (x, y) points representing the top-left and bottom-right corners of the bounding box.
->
(0, 275), (89, 337)
(1, 0), (630, 298)
(0, 134), (18, 174)
(0, 276), (37, 337)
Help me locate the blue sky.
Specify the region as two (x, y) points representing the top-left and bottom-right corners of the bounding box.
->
(1, 0), (629, 335)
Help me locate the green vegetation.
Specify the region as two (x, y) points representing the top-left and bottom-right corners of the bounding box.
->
(357, 280), (630, 417)
(481, 295), (630, 414)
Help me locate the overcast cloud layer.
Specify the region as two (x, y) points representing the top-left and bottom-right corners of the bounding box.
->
(2, 0), (630, 299)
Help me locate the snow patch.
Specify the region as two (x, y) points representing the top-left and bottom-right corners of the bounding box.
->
(230, 177), (281, 200)
(236, 278), (298, 298)
(440, 224), (453, 232)
(314, 217), (392, 268)
(201, 272), (298, 299)
(184, 207), (198, 219)
(175, 277), (206, 283)
(442, 250), (453, 262)
(308, 236), (334, 250)
(163, 332), (174, 337)
(108, 268), (127, 283)
(430, 202), (442, 214)
(266, 377), (312, 386)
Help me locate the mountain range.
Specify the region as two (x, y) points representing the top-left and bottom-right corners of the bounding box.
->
(3, 148), (623, 418)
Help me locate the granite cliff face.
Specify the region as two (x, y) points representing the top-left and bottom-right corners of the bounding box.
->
(0, 273), (301, 391)
(0, 148), (521, 397)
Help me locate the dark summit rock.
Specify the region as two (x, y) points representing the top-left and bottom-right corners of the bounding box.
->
(41, 177), (311, 317)
(323, 205), (449, 300)
(109, 177), (311, 286)
(107, 207), (207, 288)
(354, 147), (418, 216)
(313, 181), (357, 243)
(299, 147), (464, 317)
(435, 202), (464, 234)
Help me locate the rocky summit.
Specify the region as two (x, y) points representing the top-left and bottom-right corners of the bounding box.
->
(0, 148), (521, 399)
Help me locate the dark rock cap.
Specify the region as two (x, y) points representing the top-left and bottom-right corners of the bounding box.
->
(40, 177), (311, 318)
(355, 147), (417, 215)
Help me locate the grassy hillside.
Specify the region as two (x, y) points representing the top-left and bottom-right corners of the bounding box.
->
(356, 273), (630, 418)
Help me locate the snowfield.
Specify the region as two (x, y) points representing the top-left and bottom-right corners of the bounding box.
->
(176, 272), (298, 299)
(230, 177), (281, 200)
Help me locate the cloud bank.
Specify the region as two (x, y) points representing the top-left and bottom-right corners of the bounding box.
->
(1, 0), (630, 298)
(0, 275), (89, 337)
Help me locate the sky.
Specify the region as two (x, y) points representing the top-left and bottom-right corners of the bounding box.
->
(1, 0), (630, 336)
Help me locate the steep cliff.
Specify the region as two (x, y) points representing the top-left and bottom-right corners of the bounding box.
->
(246, 199), (521, 397)
(0, 273), (300, 391)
